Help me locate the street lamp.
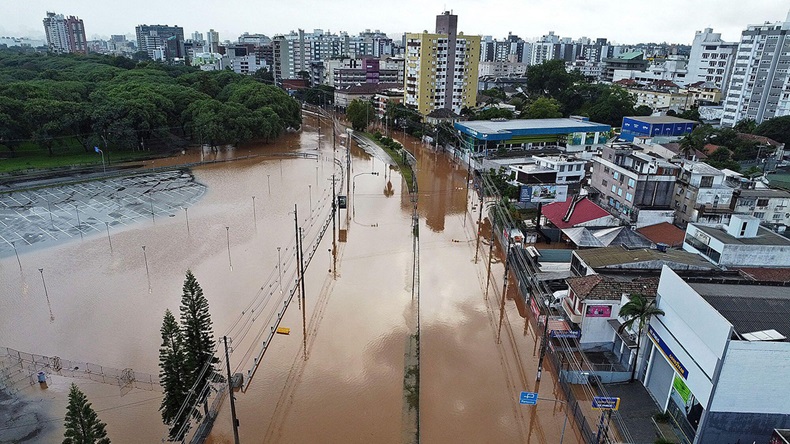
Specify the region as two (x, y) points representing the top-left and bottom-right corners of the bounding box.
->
(352, 172), (380, 217)
(94, 146), (106, 173)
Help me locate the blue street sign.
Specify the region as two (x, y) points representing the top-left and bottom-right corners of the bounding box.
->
(519, 391), (538, 405)
(592, 396), (620, 410)
(94, 146), (100, 153)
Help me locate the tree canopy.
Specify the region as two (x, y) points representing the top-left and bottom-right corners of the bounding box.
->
(347, 99), (374, 131)
(63, 384), (111, 444)
(0, 49), (301, 156)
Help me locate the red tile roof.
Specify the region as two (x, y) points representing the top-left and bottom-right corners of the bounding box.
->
(637, 222), (685, 247)
(542, 197), (612, 229)
(566, 275), (659, 301)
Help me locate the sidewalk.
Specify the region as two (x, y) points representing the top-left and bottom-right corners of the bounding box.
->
(604, 382), (661, 443)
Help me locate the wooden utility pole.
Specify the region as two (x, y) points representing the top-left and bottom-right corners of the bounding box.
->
(223, 336), (240, 444)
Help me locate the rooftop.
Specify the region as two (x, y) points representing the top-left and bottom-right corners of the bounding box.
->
(625, 116), (698, 125)
(692, 224), (790, 246)
(336, 82), (401, 94)
(682, 161), (724, 176)
(637, 222), (686, 247)
(735, 267), (790, 283)
(737, 188), (790, 199)
(542, 197), (612, 229)
(690, 282), (790, 340)
(455, 118), (611, 141)
(575, 245), (717, 271)
(567, 274), (658, 301)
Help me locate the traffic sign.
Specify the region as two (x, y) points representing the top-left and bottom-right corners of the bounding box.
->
(519, 391), (538, 405)
(592, 396), (620, 410)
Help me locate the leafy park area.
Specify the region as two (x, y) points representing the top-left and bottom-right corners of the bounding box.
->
(365, 130), (415, 192)
(0, 49), (301, 174)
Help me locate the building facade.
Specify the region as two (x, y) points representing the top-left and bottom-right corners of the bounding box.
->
(686, 28), (737, 92)
(136, 24), (185, 61)
(683, 215), (790, 267)
(404, 12), (480, 115)
(643, 266), (790, 444)
(42, 12), (87, 54)
(591, 145), (679, 224)
(673, 161), (735, 226)
(722, 12), (790, 127)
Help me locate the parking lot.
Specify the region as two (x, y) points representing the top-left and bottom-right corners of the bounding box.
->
(0, 170), (206, 257)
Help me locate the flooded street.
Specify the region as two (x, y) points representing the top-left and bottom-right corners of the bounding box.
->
(1, 114), (579, 443)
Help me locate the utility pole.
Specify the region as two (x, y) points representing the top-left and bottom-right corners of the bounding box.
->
(474, 190), (484, 263)
(299, 227), (307, 360)
(496, 245), (510, 344)
(331, 174), (337, 278)
(223, 336), (240, 444)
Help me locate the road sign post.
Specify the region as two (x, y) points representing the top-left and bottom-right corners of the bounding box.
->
(592, 397), (620, 443)
(519, 392), (568, 444)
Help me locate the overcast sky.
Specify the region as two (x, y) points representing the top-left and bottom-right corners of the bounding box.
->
(3, 0), (789, 45)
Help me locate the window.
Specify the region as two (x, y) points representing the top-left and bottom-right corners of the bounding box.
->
(626, 192), (633, 202)
(617, 188), (623, 197)
(613, 171), (620, 180)
(559, 165), (566, 172)
(757, 199), (769, 207)
(611, 185), (617, 193)
(627, 178), (635, 188)
(602, 179), (608, 187)
(773, 213), (782, 220)
(700, 176), (714, 188)
(682, 204), (687, 212)
(754, 212), (765, 219)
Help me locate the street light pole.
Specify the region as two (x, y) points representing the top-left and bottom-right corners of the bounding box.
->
(226, 227), (232, 270)
(94, 146), (106, 173)
(38, 268), (54, 322)
(252, 196), (257, 229)
(142, 246), (151, 293)
(105, 222), (112, 253)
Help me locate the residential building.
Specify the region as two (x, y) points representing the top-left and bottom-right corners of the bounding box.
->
(732, 188), (790, 232)
(591, 144), (680, 225)
(673, 161), (736, 226)
(351, 29), (394, 58)
(0, 36), (47, 49)
(238, 33), (271, 46)
(722, 11), (790, 126)
(683, 215), (790, 267)
(373, 88), (404, 119)
(334, 82), (400, 110)
(642, 266), (790, 444)
(601, 51), (649, 83)
(478, 61), (528, 77)
(620, 116), (697, 142)
(332, 57), (403, 88)
(636, 222), (687, 248)
(272, 30), (310, 81)
(206, 29), (219, 53)
(404, 11), (480, 115)
(480, 33), (527, 63)
(562, 275), (658, 353)
(612, 55), (689, 86)
(530, 155), (587, 184)
(567, 58), (603, 79)
(540, 196), (619, 229)
(454, 118), (611, 156)
(686, 28), (737, 92)
(42, 12), (87, 54)
(135, 24), (185, 61)
(682, 81), (723, 106)
(622, 82), (691, 113)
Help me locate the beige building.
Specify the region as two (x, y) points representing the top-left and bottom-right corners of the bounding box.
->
(404, 12), (480, 115)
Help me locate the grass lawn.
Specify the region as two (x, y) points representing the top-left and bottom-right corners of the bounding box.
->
(361, 132), (415, 193)
(0, 139), (153, 174)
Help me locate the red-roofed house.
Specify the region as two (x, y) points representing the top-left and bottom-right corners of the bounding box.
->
(541, 196), (619, 229)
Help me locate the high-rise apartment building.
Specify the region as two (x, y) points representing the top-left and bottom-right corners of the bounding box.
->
(686, 28), (737, 92)
(207, 29), (219, 53)
(404, 11), (480, 115)
(135, 24), (185, 61)
(42, 12), (87, 54)
(721, 12), (790, 127)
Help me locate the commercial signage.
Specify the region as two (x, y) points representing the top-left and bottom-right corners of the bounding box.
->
(519, 391), (538, 405)
(673, 375), (691, 404)
(519, 185), (569, 203)
(592, 397), (620, 410)
(550, 329), (581, 339)
(337, 195), (347, 209)
(647, 324), (689, 379)
(585, 305), (612, 318)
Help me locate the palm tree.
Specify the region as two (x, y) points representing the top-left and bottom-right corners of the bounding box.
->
(618, 294), (665, 383)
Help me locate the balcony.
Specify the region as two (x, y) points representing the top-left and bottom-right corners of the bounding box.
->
(562, 298), (582, 324)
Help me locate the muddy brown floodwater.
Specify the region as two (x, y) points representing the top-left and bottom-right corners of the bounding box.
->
(1, 114), (580, 443)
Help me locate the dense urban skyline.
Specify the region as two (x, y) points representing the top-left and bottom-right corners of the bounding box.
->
(2, 0), (789, 45)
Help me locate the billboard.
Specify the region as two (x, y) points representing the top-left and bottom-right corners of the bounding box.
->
(519, 185), (569, 203)
(585, 305), (612, 318)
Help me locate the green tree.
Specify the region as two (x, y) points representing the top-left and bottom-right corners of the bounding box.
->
(633, 105), (653, 116)
(470, 107), (515, 121)
(179, 270), (215, 399)
(733, 118), (757, 134)
(754, 115), (790, 145)
(618, 294), (665, 383)
(63, 383), (111, 444)
(346, 99), (374, 131)
(520, 97), (562, 119)
(584, 86), (637, 127)
(526, 60), (582, 99)
(158, 309), (188, 437)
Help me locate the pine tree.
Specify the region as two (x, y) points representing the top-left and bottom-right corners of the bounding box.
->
(63, 383), (111, 444)
(179, 270), (215, 399)
(158, 309), (188, 437)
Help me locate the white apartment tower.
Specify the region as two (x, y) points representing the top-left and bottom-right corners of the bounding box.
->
(42, 12), (87, 54)
(722, 11), (790, 127)
(207, 29), (219, 53)
(404, 12), (480, 115)
(686, 28), (737, 92)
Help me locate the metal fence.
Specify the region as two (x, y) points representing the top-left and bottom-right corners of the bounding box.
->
(0, 346), (159, 395)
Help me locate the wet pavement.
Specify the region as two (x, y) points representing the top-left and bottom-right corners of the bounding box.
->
(1, 114), (581, 443)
